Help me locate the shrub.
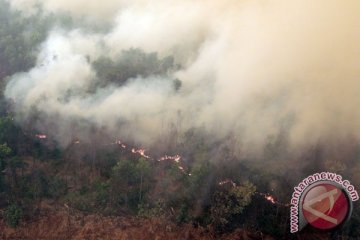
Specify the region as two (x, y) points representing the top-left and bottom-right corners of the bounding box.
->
(48, 177), (68, 199)
(137, 200), (166, 218)
(4, 204), (23, 227)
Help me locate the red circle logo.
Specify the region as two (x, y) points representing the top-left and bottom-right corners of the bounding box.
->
(301, 183), (350, 230)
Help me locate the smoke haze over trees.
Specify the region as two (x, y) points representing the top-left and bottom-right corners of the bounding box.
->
(0, 0), (360, 239)
(4, 0), (360, 154)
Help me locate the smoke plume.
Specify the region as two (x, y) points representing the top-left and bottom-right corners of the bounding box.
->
(5, 0), (360, 157)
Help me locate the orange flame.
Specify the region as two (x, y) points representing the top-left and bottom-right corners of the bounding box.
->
(158, 154), (181, 162)
(265, 195), (276, 204)
(131, 148), (150, 159)
(218, 179), (237, 187)
(35, 134), (47, 139)
(77, 137), (191, 175)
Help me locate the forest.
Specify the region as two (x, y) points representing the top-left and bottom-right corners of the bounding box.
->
(1, 0), (360, 239)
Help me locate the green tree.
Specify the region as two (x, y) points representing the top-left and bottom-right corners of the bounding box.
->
(0, 117), (23, 154)
(0, 0), (50, 80)
(210, 181), (256, 232)
(110, 159), (137, 209)
(135, 157), (151, 203)
(0, 143), (11, 157)
(48, 177), (68, 199)
(7, 156), (26, 189)
(0, 143), (11, 192)
(92, 48), (180, 90)
(4, 204), (23, 227)
(26, 169), (49, 200)
(92, 180), (110, 209)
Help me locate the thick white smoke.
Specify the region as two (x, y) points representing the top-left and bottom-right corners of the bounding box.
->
(5, 0), (360, 155)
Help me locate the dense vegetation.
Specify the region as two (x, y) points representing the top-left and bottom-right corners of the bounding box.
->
(0, 1), (359, 239)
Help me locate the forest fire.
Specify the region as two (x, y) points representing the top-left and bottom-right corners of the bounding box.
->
(218, 179), (237, 187)
(218, 179), (288, 206)
(131, 148), (150, 159)
(113, 140), (126, 148)
(34, 133), (285, 206)
(3, 0), (360, 238)
(158, 154), (181, 162)
(35, 134), (47, 139)
(105, 139), (188, 172)
(112, 140), (183, 164)
(256, 192), (289, 206)
(265, 195), (276, 204)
